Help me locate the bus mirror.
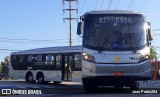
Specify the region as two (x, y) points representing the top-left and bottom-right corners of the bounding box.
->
(147, 22), (153, 41)
(77, 22), (82, 35)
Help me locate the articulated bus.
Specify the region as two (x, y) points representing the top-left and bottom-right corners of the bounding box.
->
(9, 46), (82, 84)
(77, 10), (153, 91)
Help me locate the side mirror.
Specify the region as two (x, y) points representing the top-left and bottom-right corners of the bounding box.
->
(147, 22), (153, 41)
(77, 22), (82, 35)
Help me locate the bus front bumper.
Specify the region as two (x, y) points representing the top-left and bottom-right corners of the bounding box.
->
(82, 60), (152, 81)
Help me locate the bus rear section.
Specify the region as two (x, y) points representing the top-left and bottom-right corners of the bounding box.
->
(77, 10), (152, 91)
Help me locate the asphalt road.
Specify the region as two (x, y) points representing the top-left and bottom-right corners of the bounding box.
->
(0, 80), (160, 97)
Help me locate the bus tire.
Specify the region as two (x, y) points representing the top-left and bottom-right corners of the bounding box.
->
(37, 73), (45, 84)
(130, 81), (139, 90)
(82, 78), (97, 92)
(26, 73), (35, 83)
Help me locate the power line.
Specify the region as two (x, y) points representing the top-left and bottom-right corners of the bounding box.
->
(79, 0), (86, 15)
(0, 40), (70, 44)
(0, 38), (77, 41)
(115, 0), (120, 9)
(153, 34), (160, 35)
(0, 32), (66, 34)
(107, 0), (112, 9)
(127, 0), (134, 9)
(0, 40), (74, 45)
(151, 46), (160, 49)
(0, 37), (79, 44)
(95, 0), (98, 10)
(0, 40), (25, 44)
(152, 29), (160, 31)
(100, 0), (104, 9)
(0, 40), (72, 43)
(148, 0), (154, 18)
(1, 37), (70, 43)
(0, 49), (20, 51)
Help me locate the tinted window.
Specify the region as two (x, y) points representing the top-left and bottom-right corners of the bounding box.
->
(19, 56), (24, 62)
(28, 55), (32, 62)
(74, 53), (81, 70)
(37, 55), (42, 62)
(83, 14), (146, 51)
(55, 54), (61, 69)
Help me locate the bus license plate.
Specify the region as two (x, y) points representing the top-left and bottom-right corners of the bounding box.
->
(112, 72), (123, 76)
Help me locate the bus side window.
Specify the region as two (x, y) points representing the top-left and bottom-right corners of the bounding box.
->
(32, 55), (37, 62)
(11, 55), (18, 69)
(42, 54), (47, 62)
(37, 55), (42, 62)
(74, 53), (82, 70)
(51, 54), (55, 67)
(12, 55), (18, 63)
(19, 55), (24, 63)
(46, 54), (52, 61)
(46, 54), (54, 65)
(36, 55), (43, 65)
(23, 55), (27, 62)
(55, 54), (61, 70)
(27, 55), (32, 62)
(68, 55), (73, 72)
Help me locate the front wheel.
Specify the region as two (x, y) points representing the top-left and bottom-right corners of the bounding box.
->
(130, 81), (139, 90)
(82, 78), (98, 92)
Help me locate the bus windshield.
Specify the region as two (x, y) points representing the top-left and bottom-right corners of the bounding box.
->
(83, 14), (146, 51)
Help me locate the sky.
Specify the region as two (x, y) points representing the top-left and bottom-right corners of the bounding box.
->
(0, 0), (160, 62)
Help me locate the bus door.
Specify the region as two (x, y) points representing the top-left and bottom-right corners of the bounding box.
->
(62, 54), (73, 81)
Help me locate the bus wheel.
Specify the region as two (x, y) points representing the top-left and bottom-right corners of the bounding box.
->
(37, 74), (45, 84)
(82, 79), (97, 92)
(26, 73), (34, 83)
(130, 81), (139, 90)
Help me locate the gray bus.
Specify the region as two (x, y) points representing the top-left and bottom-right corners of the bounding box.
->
(77, 10), (153, 91)
(9, 46), (82, 84)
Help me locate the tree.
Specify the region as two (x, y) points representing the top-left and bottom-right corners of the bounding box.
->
(1, 56), (9, 77)
(150, 48), (157, 60)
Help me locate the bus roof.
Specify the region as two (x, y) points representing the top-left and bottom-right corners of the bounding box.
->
(84, 10), (144, 15)
(11, 45), (82, 55)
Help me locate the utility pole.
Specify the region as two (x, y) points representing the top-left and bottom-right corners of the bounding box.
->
(63, 0), (78, 46)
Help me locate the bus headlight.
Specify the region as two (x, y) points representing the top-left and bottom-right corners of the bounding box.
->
(83, 52), (95, 62)
(139, 54), (150, 62)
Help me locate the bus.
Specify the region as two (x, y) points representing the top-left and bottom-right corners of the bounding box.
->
(77, 10), (153, 91)
(151, 61), (160, 80)
(9, 46), (82, 84)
